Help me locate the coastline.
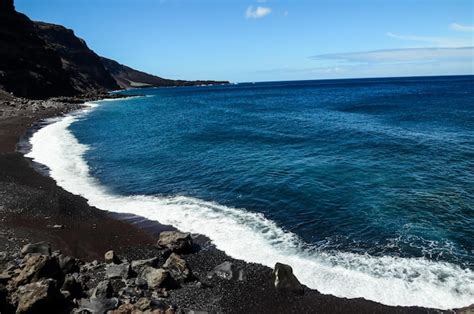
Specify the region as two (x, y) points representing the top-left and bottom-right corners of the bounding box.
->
(0, 94), (457, 313)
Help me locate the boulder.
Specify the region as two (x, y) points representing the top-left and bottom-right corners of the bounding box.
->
(92, 280), (113, 299)
(106, 263), (132, 279)
(77, 297), (119, 313)
(104, 250), (121, 264)
(61, 273), (84, 299)
(140, 266), (174, 289)
(14, 279), (66, 313)
(58, 255), (80, 274)
(157, 231), (193, 253)
(210, 261), (246, 281)
(272, 262), (304, 295)
(15, 255), (62, 286)
(131, 257), (159, 273)
(20, 242), (51, 256)
(163, 253), (192, 283)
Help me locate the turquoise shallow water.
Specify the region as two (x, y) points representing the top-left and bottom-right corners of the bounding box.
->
(70, 76), (474, 268)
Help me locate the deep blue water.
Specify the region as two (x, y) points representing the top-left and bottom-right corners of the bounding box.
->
(71, 76), (474, 267)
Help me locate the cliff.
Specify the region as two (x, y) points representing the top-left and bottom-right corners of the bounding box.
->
(0, 0), (227, 99)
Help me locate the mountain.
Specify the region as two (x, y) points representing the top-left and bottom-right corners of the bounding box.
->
(100, 57), (228, 89)
(0, 0), (228, 99)
(0, 1), (78, 98)
(34, 22), (120, 94)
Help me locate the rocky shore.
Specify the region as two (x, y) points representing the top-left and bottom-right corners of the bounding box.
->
(0, 93), (469, 313)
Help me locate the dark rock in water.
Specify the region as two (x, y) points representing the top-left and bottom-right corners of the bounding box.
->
(92, 280), (113, 299)
(158, 231), (193, 254)
(104, 250), (121, 264)
(209, 261), (246, 281)
(106, 263), (132, 279)
(140, 266), (175, 289)
(77, 297), (119, 313)
(272, 262), (304, 295)
(163, 253), (193, 283)
(20, 242), (51, 256)
(13, 278), (66, 313)
(14, 255), (62, 286)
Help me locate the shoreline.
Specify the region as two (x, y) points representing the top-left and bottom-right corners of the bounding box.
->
(0, 93), (458, 313)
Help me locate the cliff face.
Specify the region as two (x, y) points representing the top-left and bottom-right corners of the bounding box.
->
(0, 8), (77, 98)
(35, 22), (119, 94)
(100, 57), (229, 89)
(0, 0), (227, 99)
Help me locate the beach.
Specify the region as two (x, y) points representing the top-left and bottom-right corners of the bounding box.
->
(0, 94), (446, 313)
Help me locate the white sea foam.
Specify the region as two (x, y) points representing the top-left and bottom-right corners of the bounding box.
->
(26, 102), (474, 310)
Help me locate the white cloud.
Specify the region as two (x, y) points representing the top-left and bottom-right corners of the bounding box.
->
(311, 47), (474, 64)
(450, 23), (474, 32)
(245, 6), (272, 19)
(386, 32), (472, 48)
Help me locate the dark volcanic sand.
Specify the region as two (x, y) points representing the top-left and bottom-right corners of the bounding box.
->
(0, 96), (441, 313)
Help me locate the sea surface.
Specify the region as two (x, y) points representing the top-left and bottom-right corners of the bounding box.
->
(27, 76), (474, 309)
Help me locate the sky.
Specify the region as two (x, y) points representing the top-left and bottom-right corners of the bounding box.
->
(17, 0), (474, 82)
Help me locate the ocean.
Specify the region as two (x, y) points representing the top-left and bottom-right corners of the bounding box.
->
(26, 76), (474, 309)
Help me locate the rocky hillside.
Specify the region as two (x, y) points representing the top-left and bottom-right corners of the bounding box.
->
(0, 1), (78, 98)
(100, 57), (228, 89)
(34, 22), (120, 94)
(0, 0), (227, 99)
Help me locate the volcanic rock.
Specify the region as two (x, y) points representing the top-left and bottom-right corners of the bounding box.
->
(272, 262), (304, 295)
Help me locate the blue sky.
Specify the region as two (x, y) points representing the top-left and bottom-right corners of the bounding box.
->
(17, 0), (474, 82)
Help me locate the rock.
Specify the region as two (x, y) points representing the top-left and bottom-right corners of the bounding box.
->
(0, 273), (12, 284)
(135, 277), (148, 289)
(210, 261), (246, 281)
(456, 304), (474, 314)
(107, 303), (134, 314)
(106, 263), (132, 279)
(20, 242), (51, 256)
(61, 273), (84, 299)
(15, 255), (62, 286)
(140, 266), (174, 289)
(76, 297), (119, 313)
(131, 257), (159, 273)
(272, 262), (304, 295)
(14, 279), (66, 313)
(59, 255), (80, 274)
(157, 231), (193, 253)
(93, 280), (113, 299)
(0, 284), (14, 313)
(135, 297), (152, 311)
(105, 250), (121, 264)
(163, 253), (192, 283)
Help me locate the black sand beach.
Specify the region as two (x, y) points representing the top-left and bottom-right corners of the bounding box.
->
(0, 94), (453, 313)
